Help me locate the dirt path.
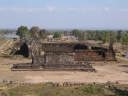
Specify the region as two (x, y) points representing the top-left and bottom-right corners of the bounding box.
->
(0, 57), (128, 84)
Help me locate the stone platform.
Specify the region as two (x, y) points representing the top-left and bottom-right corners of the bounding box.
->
(11, 63), (96, 72)
(12, 42), (116, 72)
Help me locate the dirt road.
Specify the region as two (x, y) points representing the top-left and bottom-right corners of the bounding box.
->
(0, 57), (128, 84)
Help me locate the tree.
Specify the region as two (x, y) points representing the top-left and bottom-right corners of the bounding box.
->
(39, 29), (48, 39)
(102, 31), (110, 43)
(121, 32), (128, 45)
(30, 26), (40, 39)
(71, 29), (85, 41)
(72, 29), (80, 38)
(53, 32), (61, 38)
(86, 30), (93, 40)
(121, 32), (128, 49)
(16, 26), (29, 39)
(116, 30), (122, 42)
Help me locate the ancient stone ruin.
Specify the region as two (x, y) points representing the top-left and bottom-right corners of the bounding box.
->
(11, 27), (116, 71)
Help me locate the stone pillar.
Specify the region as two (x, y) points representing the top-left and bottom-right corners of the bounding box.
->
(105, 32), (116, 61)
(105, 50), (116, 61)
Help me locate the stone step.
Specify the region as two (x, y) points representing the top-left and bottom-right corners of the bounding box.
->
(11, 63), (96, 72)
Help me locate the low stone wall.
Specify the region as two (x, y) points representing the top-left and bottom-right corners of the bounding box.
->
(45, 52), (75, 65)
(75, 50), (104, 61)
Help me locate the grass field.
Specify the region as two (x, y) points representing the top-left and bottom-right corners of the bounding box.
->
(0, 83), (128, 96)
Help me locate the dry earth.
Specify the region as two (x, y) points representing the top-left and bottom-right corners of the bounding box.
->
(0, 56), (128, 84)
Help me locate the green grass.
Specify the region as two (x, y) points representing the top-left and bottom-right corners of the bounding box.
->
(0, 83), (128, 96)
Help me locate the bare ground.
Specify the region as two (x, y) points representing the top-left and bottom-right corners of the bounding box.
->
(0, 56), (128, 84)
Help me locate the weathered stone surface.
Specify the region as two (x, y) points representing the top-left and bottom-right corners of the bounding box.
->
(11, 27), (116, 71)
(12, 42), (116, 71)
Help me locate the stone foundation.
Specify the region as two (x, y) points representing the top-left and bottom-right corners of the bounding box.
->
(12, 42), (116, 71)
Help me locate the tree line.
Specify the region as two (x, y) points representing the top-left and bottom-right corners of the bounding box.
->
(16, 26), (128, 46)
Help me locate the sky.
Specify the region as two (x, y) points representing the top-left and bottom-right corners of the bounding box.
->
(0, 0), (128, 29)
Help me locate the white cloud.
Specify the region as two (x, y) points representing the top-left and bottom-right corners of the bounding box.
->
(0, 7), (28, 12)
(104, 7), (110, 12)
(120, 8), (128, 12)
(0, 7), (57, 13)
(47, 6), (56, 12)
(1, 7), (127, 13)
(68, 8), (78, 11)
(66, 7), (104, 13)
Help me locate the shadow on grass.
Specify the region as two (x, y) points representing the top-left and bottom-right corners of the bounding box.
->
(119, 65), (128, 68)
(112, 87), (128, 96)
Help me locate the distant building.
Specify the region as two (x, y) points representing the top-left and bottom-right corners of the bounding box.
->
(46, 34), (78, 42)
(4, 33), (19, 40)
(61, 36), (78, 42)
(47, 35), (54, 42)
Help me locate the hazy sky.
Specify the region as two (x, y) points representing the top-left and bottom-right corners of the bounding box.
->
(0, 0), (128, 29)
